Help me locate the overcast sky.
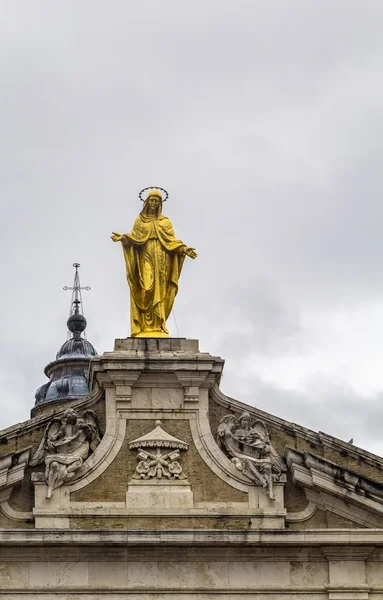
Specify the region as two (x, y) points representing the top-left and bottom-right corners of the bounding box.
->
(1, 1), (383, 455)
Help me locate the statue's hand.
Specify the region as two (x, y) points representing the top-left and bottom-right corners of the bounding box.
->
(111, 232), (123, 242)
(185, 247), (197, 259)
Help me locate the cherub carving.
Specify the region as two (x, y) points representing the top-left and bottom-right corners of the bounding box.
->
(30, 408), (101, 498)
(217, 412), (285, 500)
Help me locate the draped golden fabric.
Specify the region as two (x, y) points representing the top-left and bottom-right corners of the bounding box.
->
(118, 201), (186, 337)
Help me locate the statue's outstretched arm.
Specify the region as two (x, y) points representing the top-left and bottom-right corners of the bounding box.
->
(111, 232), (134, 248)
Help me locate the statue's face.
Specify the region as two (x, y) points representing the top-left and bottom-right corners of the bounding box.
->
(63, 409), (77, 424)
(240, 416), (250, 428)
(148, 196), (161, 210)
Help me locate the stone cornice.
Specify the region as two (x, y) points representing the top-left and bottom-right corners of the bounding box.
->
(0, 529), (382, 546)
(89, 338), (225, 392)
(286, 447), (383, 526)
(286, 448), (383, 501)
(0, 448), (30, 489)
(0, 447), (32, 522)
(43, 356), (91, 378)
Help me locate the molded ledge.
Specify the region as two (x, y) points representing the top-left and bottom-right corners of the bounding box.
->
(0, 447), (32, 523)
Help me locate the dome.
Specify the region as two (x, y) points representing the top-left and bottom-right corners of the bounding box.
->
(33, 263), (97, 412)
(56, 337), (96, 361)
(35, 334), (97, 409)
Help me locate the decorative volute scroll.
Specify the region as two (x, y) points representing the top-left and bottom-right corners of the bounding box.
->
(217, 411), (286, 500)
(129, 420), (188, 480)
(30, 408), (102, 498)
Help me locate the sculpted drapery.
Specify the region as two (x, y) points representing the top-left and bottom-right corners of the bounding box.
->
(112, 190), (196, 337)
(29, 409), (101, 499)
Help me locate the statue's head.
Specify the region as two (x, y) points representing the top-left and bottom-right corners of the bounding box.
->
(148, 190), (162, 209)
(142, 189), (163, 218)
(63, 408), (78, 424)
(238, 411), (251, 429)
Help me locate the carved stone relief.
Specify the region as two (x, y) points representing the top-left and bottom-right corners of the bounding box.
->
(30, 408), (101, 498)
(129, 420), (188, 480)
(217, 411), (286, 499)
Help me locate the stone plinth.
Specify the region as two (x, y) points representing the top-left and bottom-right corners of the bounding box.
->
(114, 337), (200, 353)
(126, 479), (194, 509)
(89, 337), (225, 411)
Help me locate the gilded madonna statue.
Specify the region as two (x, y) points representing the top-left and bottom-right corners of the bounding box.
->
(112, 188), (197, 338)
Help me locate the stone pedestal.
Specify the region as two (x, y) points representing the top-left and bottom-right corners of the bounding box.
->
(32, 472), (70, 529)
(126, 479), (194, 509)
(91, 337), (225, 411)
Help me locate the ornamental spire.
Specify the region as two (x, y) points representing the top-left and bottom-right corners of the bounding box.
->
(33, 263), (97, 413)
(63, 263), (91, 339)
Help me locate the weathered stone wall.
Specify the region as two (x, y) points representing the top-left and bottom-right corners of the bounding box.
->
(0, 511), (34, 529)
(0, 533), (381, 598)
(70, 516), (254, 529)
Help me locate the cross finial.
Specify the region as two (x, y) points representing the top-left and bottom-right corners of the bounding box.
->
(63, 263), (91, 338)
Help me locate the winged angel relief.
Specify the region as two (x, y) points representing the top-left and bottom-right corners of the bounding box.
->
(30, 408), (101, 498)
(217, 412), (286, 500)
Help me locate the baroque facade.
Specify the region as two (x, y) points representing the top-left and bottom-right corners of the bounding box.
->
(0, 335), (383, 599)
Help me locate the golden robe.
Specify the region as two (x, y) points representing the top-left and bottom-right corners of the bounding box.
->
(120, 210), (186, 337)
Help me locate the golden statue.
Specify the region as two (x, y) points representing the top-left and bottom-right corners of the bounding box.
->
(111, 188), (197, 338)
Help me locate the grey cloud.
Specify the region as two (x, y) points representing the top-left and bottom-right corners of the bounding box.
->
(220, 366), (383, 457)
(1, 1), (383, 455)
(188, 276), (305, 359)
